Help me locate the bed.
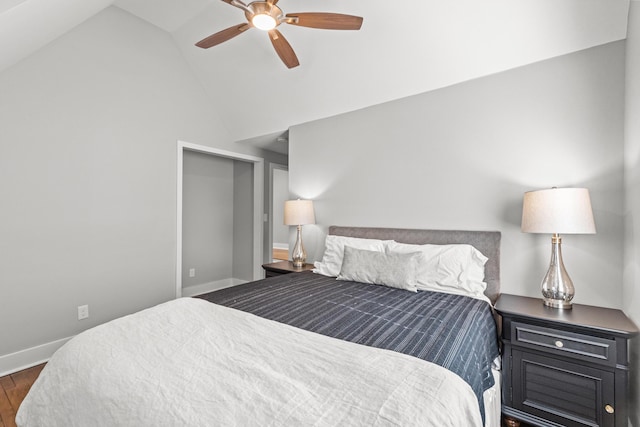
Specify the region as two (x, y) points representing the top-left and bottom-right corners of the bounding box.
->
(16, 226), (501, 427)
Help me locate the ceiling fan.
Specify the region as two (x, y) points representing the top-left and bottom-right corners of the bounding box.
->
(195, 0), (363, 69)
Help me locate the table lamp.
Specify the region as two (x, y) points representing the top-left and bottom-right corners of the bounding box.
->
(284, 199), (315, 267)
(521, 187), (596, 309)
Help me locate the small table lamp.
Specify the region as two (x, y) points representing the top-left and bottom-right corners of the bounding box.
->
(284, 199), (315, 267)
(521, 187), (596, 309)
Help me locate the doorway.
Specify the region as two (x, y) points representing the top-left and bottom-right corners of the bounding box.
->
(176, 141), (264, 298)
(269, 164), (289, 262)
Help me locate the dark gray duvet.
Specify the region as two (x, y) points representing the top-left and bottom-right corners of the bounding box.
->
(199, 271), (499, 421)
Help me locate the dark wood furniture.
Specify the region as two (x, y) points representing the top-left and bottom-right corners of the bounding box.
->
(261, 260), (314, 278)
(495, 294), (638, 427)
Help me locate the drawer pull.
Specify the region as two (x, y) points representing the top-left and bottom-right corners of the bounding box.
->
(605, 405), (614, 414)
(554, 340), (564, 348)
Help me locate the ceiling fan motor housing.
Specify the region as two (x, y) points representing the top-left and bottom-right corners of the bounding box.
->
(245, 2), (284, 30)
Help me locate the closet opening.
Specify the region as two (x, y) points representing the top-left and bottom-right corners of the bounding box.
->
(176, 141), (264, 298)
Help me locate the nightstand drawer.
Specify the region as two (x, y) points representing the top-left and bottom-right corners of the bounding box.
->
(512, 322), (616, 366)
(265, 270), (284, 278)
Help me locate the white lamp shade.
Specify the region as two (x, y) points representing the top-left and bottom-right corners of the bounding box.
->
(521, 188), (596, 234)
(284, 199), (315, 226)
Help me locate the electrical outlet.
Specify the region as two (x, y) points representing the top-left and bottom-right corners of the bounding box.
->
(189, 268), (196, 278)
(78, 305), (89, 320)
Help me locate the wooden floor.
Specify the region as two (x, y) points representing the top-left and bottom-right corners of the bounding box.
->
(0, 364), (45, 427)
(272, 247), (288, 261)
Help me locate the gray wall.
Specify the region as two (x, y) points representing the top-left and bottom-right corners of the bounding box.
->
(272, 168), (290, 246)
(181, 151), (234, 288)
(624, 2), (640, 424)
(0, 7), (272, 359)
(232, 160), (254, 282)
(289, 41), (626, 309)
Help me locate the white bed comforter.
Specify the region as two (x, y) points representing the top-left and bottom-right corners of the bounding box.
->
(17, 298), (482, 427)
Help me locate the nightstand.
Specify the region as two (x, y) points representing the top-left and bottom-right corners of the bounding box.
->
(261, 261), (314, 278)
(495, 294), (638, 427)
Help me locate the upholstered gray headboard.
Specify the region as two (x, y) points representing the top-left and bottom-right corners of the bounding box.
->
(328, 226), (501, 304)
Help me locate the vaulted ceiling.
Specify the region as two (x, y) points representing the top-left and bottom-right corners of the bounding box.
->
(0, 0), (631, 151)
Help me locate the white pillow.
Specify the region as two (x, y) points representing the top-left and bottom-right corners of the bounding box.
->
(337, 246), (420, 292)
(385, 242), (489, 301)
(313, 235), (391, 277)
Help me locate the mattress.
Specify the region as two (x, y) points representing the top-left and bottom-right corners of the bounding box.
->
(16, 298), (484, 427)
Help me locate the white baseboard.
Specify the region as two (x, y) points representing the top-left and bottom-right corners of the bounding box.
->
(182, 278), (248, 297)
(0, 281), (246, 376)
(0, 336), (72, 376)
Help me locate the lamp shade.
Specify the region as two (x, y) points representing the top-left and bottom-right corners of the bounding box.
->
(284, 199), (315, 226)
(521, 188), (596, 234)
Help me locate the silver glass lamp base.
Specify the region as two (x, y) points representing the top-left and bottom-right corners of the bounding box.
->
(540, 234), (574, 309)
(291, 225), (307, 267)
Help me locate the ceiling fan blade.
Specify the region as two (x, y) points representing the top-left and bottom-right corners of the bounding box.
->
(268, 29), (299, 69)
(221, 0), (254, 14)
(285, 13), (363, 30)
(195, 23), (251, 49)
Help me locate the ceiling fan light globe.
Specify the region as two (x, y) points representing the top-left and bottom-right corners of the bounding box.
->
(252, 14), (277, 30)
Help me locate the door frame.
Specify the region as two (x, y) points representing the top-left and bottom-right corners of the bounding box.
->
(176, 140), (264, 298)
